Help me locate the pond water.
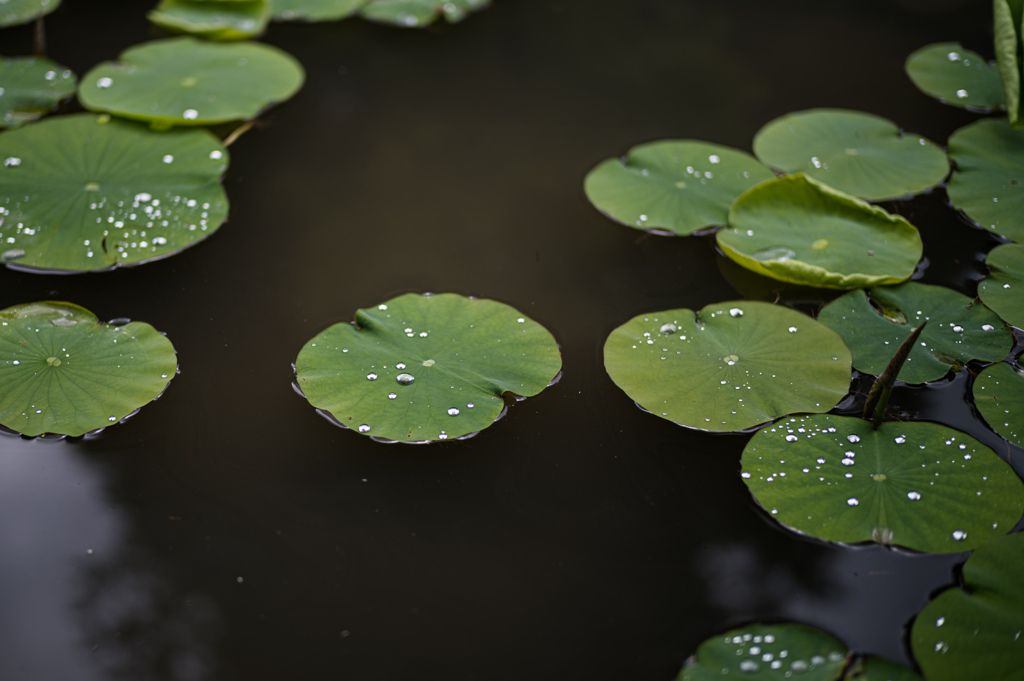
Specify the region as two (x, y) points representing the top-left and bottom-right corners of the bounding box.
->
(1, 1), (1022, 679)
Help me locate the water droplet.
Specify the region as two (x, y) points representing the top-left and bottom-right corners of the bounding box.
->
(447, 408), (460, 416)
(841, 457), (855, 466)
(751, 247), (796, 262)
(811, 156), (822, 168)
(388, 393), (397, 399)
(956, 89), (968, 98)
(108, 416), (117, 422)
(366, 373), (378, 381)
(467, 403), (474, 408)
(936, 616), (945, 627)
(1, 248), (25, 262)
(162, 155), (174, 164)
(378, 304), (388, 310)
(741, 471), (751, 479)
(210, 150), (223, 160)
(907, 491), (922, 501)
(3, 156), (23, 168)
(738, 660), (759, 673)
(790, 660), (809, 673)
(357, 424), (371, 433)
(948, 51), (961, 61)
(725, 354), (739, 365)
(183, 109), (198, 120)
(659, 322), (677, 334)
(952, 325), (964, 333)
(952, 529), (967, 541)
(785, 434), (798, 442)
(396, 373), (415, 385)
(894, 435), (906, 444)
(396, 362), (406, 370)
(729, 308), (743, 317)
(788, 326), (798, 333)
(847, 434), (861, 443)
(847, 498), (859, 506)
(96, 77), (113, 88)
(981, 324), (995, 331)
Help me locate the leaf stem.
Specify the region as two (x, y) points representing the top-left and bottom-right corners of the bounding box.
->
(863, 321), (927, 428)
(34, 15), (46, 58)
(222, 121), (255, 147)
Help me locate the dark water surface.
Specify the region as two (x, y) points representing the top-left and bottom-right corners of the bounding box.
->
(1, 1), (1021, 680)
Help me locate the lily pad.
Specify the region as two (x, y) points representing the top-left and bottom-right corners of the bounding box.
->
(0, 0), (60, 28)
(360, 0), (489, 27)
(717, 174), (923, 290)
(979, 243), (1024, 328)
(947, 117), (1024, 243)
(78, 37), (304, 127)
(0, 113), (229, 272)
(752, 109), (949, 201)
(149, 0), (271, 40)
(270, 0), (368, 21)
(603, 301), (852, 433)
(817, 282), (1013, 384)
(973, 361), (1024, 448)
(905, 42), (1005, 111)
(0, 56), (76, 129)
(583, 140), (775, 236)
(741, 415), (1024, 553)
(995, 0), (1024, 127)
(910, 532), (1024, 680)
(0, 302), (177, 437)
(294, 293), (562, 443)
(846, 657), (922, 681)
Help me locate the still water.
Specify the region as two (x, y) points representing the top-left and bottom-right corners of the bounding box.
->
(1, 1), (1020, 679)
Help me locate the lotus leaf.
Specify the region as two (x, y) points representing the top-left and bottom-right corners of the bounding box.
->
(947, 118), (1024, 242)
(149, 0), (271, 40)
(817, 282), (1013, 384)
(583, 140), (775, 236)
(0, 0), (60, 27)
(603, 301), (852, 433)
(360, 0), (489, 27)
(905, 42), (1005, 111)
(0, 113), (229, 272)
(717, 174), (923, 290)
(0, 56), (76, 129)
(270, 0), (368, 20)
(973, 361), (1024, 447)
(752, 109), (949, 201)
(294, 293), (562, 443)
(911, 532), (1024, 680)
(846, 657), (922, 681)
(0, 302), (177, 437)
(741, 415), (1024, 553)
(78, 37), (304, 126)
(994, 0), (1024, 127)
(979, 243), (1024, 327)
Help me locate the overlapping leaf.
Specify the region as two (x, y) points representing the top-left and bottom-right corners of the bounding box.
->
(360, 0), (489, 27)
(979, 243), (1024, 327)
(270, 0), (367, 20)
(973, 361), (1024, 447)
(149, 0), (271, 40)
(0, 56), (76, 128)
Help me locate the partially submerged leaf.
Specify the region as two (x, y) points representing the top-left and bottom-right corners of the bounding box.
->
(844, 657), (923, 681)
(979, 243), (1024, 328)
(360, 0), (489, 27)
(973, 361), (1024, 447)
(0, 56), (77, 129)
(0, 0), (60, 28)
(947, 117), (1024, 242)
(905, 42), (1005, 111)
(149, 0), (271, 41)
(270, 0), (368, 21)
(994, 0), (1024, 127)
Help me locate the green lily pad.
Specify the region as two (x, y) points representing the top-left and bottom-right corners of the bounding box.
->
(78, 37), (304, 127)
(752, 109), (949, 201)
(947, 118), (1024, 243)
(149, 0), (271, 40)
(0, 56), (76, 129)
(911, 532), (1024, 680)
(583, 140), (775, 236)
(995, 0), (1024, 128)
(973, 361), (1024, 447)
(817, 282), (1013, 384)
(294, 293), (562, 443)
(0, 0), (60, 28)
(741, 415), (1024, 553)
(905, 42), (1005, 111)
(270, 0), (368, 20)
(0, 113), (229, 272)
(0, 302), (177, 437)
(717, 174), (923, 290)
(603, 301), (852, 433)
(360, 0), (489, 27)
(979, 243), (1024, 328)
(846, 657), (923, 681)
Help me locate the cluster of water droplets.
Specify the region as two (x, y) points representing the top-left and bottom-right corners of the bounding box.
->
(716, 631), (845, 676)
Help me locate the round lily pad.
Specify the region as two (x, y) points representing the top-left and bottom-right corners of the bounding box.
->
(78, 37), (304, 127)
(752, 109), (949, 201)
(294, 293), (562, 443)
(0, 56), (77, 129)
(603, 301), (852, 433)
(947, 118), (1024, 243)
(979, 243), (1024, 328)
(741, 415), (1024, 553)
(817, 282), (1013, 384)
(911, 532), (1024, 681)
(149, 0), (271, 40)
(973, 361), (1024, 448)
(717, 174), (923, 290)
(905, 42), (1005, 111)
(583, 140), (775, 236)
(0, 113), (229, 272)
(360, 0), (489, 27)
(0, 302), (177, 437)
(270, 0), (367, 21)
(0, 0), (60, 28)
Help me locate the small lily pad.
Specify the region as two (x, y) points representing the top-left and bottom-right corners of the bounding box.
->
(752, 109), (949, 201)
(717, 174), (923, 290)
(741, 415), (1024, 553)
(911, 532), (1024, 680)
(270, 0), (367, 20)
(979, 243), (1024, 328)
(294, 293), (562, 443)
(583, 140), (775, 236)
(0, 56), (77, 129)
(0, 302), (177, 437)
(947, 118), (1024, 243)
(905, 42), (1005, 111)
(149, 0), (271, 40)
(0, 113), (229, 272)
(603, 301), (852, 433)
(78, 37), (304, 127)
(995, 0), (1024, 127)
(817, 282), (1013, 384)
(0, 0), (60, 28)
(846, 657), (923, 681)
(973, 362), (1024, 448)
(360, 0), (489, 27)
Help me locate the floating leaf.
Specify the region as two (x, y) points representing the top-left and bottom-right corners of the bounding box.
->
(752, 109), (949, 201)
(78, 37), (304, 127)
(994, 0), (1024, 127)
(270, 0), (368, 21)
(583, 140), (775, 236)
(294, 293), (561, 443)
(741, 415), (1024, 553)
(0, 113), (229, 272)
(149, 0), (271, 40)
(846, 657), (923, 681)
(0, 0), (60, 28)
(947, 118), (1024, 243)
(0, 56), (77, 129)
(0, 302), (177, 437)
(717, 174), (923, 290)
(360, 0), (489, 27)
(973, 362), (1024, 447)
(911, 532), (1024, 680)
(979, 243), (1024, 328)
(603, 301), (851, 433)
(905, 42), (1005, 111)
(817, 282), (1013, 384)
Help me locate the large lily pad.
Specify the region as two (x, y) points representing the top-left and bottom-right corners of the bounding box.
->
(741, 415), (1024, 553)
(817, 282), (1013, 384)
(0, 302), (177, 437)
(78, 37), (304, 127)
(911, 532), (1024, 680)
(603, 301), (852, 433)
(0, 113), (229, 272)
(947, 118), (1024, 243)
(270, 0), (367, 20)
(294, 293), (562, 443)
(0, 0), (60, 28)
(752, 109), (949, 201)
(905, 42), (1005, 111)
(360, 0), (489, 27)
(995, 0), (1024, 127)
(979, 243), (1024, 328)
(149, 0), (271, 40)
(973, 361), (1024, 448)
(717, 174), (923, 290)
(583, 140), (775, 236)
(0, 56), (77, 129)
